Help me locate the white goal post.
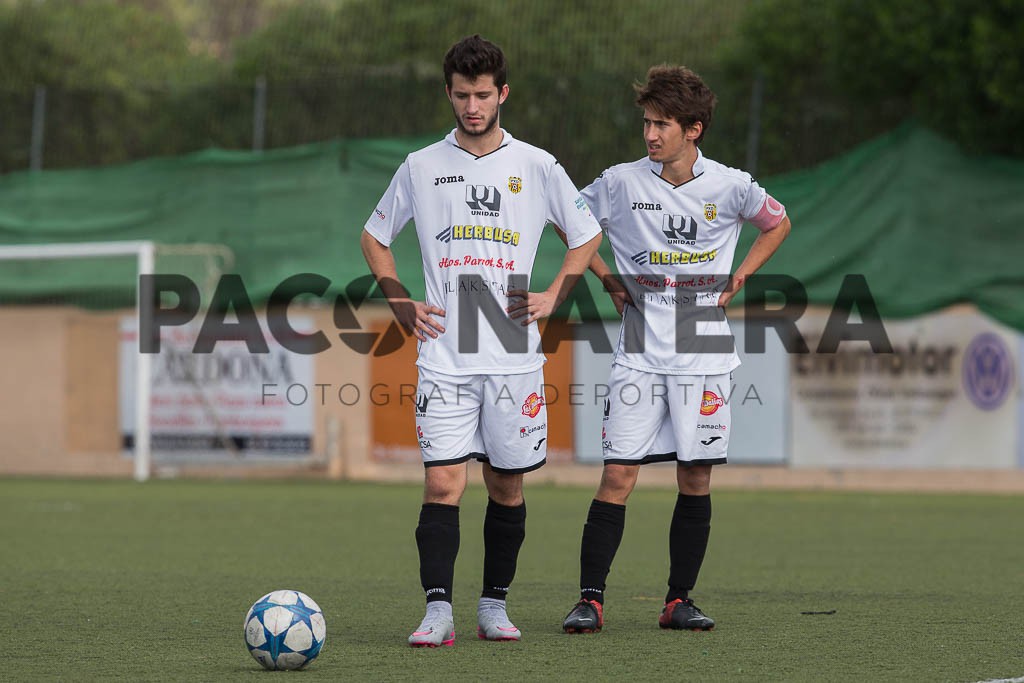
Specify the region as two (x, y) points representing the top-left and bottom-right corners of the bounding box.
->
(0, 240), (233, 482)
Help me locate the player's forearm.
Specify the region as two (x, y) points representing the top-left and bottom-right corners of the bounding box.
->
(360, 230), (409, 301)
(546, 233), (602, 304)
(733, 216), (791, 282)
(554, 225), (612, 285)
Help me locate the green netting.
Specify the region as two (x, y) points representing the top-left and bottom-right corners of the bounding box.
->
(1, 124), (1022, 330)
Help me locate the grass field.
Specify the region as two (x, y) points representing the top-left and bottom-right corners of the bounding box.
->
(2, 478), (1023, 682)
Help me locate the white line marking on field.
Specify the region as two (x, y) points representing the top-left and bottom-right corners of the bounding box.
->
(971, 676), (1024, 683)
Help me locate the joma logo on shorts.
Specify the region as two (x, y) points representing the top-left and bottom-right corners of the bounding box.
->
(434, 175), (465, 185)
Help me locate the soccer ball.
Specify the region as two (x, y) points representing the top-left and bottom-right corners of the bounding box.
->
(244, 590), (326, 670)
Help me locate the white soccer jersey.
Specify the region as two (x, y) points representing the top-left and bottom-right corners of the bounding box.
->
(365, 129), (601, 374)
(582, 149), (786, 375)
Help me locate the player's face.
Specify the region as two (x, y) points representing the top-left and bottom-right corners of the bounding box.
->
(643, 107), (699, 163)
(447, 73), (508, 137)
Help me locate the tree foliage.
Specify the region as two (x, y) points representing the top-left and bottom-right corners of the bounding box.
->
(0, 0), (1020, 175)
(720, 0), (1024, 170)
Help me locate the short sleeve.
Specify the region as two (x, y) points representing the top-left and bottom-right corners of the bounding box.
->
(740, 178), (787, 232)
(580, 170), (612, 230)
(363, 160), (415, 246)
(546, 163), (602, 249)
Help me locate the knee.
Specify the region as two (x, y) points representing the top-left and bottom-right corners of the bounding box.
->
(678, 465), (712, 495)
(424, 469), (465, 505)
(485, 472), (524, 506)
(596, 465), (639, 504)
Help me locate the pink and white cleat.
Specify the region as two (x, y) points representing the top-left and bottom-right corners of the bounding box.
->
(477, 601), (522, 641)
(408, 614), (455, 648)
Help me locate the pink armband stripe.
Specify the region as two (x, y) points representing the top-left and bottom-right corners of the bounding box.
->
(749, 195), (786, 232)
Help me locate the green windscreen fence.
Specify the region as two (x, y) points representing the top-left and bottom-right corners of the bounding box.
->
(1, 124), (1022, 330)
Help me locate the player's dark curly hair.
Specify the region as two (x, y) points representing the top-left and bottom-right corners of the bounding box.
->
(635, 65), (717, 144)
(443, 34), (508, 90)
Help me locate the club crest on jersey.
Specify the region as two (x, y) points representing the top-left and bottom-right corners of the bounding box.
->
(521, 392), (545, 418)
(703, 203), (717, 221)
(700, 391), (724, 416)
(508, 176), (522, 194)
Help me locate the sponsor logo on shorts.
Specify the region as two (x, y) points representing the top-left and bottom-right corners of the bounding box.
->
(700, 436), (723, 446)
(522, 392), (545, 418)
(415, 394), (430, 417)
(417, 425), (431, 449)
(519, 424), (546, 438)
(697, 423), (727, 431)
(700, 391), (724, 416)
(534, 438), (546, 451)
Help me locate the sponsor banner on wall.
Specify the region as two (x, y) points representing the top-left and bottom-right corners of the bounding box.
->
(119, 316), (314, 459)
(572, 320), (788, 464)
(790, 308), (1018, 468)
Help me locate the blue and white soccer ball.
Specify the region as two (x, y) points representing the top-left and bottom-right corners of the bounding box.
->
(244, 590), (326, 670)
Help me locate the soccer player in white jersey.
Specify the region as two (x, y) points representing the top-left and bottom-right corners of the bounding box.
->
(361, 35), (602, 647)
(561, 65), (791, 633)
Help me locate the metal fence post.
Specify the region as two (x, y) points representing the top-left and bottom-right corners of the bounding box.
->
(745, 72), (764, 177)
(30, 85), (46, 171)
(253, 76), (267, 152)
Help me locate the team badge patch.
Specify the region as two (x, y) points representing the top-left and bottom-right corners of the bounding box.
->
(508, 176), (522, 194)
(521, 392), (544, 418)
(703, 203), (717, 221)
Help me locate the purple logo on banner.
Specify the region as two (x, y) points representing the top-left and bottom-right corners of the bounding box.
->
(962, 333), (1014, 411)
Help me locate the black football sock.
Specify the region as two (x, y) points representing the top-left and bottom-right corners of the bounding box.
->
(579, 499), (626, 604)
(415, 502), (460, 604)
(666, 493), (711, 603)
(481, 498), (527, 600)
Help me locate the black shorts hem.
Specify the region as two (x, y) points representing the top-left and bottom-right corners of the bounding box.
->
(476, 455), (547, 475)
(604, 451), (676, 466)
(604, 453), (727, 467)
(423, 453), (476, 468)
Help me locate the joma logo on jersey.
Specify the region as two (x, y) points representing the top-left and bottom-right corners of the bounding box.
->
(631, 249), (718, 266)
(434, 175), (465, 185)
(631, 201), (662, 211)
(435, 225), (521, 246)
(466, 185), (502, 214)
(662, 215), (698, 244)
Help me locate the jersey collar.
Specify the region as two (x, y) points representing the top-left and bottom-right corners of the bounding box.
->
(647, 147), (706, 188)
(445, 128), (513, 159)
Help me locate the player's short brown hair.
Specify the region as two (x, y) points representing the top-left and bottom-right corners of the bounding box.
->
(443, 35), (508, 91)
(634, 65), (717, 143)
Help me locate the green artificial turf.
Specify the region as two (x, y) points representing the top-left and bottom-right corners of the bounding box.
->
(1, 478), (1022, 682)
